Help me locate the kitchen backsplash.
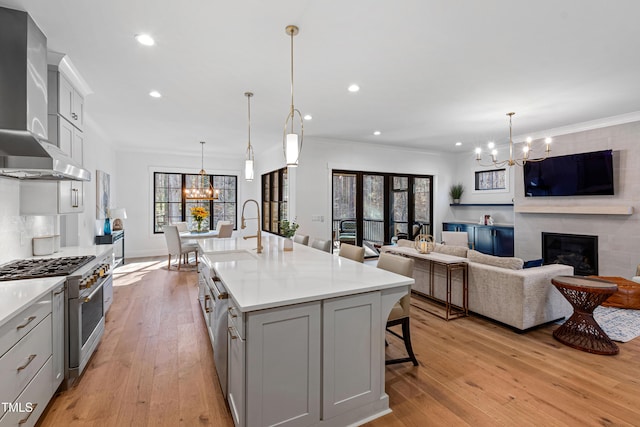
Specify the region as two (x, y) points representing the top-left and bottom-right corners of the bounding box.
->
(0, 178), (57, 264)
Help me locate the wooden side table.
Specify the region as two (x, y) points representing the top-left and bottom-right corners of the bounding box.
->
(551, 276), (619, 355)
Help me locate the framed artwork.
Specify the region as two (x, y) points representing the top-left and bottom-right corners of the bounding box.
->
(96, 170), (111, 219)
(475, 169), (506, 191)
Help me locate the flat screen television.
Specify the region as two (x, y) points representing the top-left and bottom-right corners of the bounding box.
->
(523, 149), (614, 197)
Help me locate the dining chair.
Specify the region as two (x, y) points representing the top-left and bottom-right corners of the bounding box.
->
(217, 223), (233, 238)
(397, 239), (414, 248)
(377, 252), (418, 366)
(338, 243), (365, 263)
(163, 225), (198, 270)
(215, 220), (231, 232)
(173, 221), (189, 233)
(310, 238), (331, 252)
(293, 234), (309, 245)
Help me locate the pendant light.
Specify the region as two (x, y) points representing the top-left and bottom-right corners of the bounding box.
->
(244, 91), (255, 181)
(184, 141), (220, 200)
(283, 25), (304, 167)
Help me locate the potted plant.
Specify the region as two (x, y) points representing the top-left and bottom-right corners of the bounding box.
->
(280, 219), (299, 251)
(449, 183), (464, 204)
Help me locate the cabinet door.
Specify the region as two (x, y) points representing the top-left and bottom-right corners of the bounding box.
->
(71, 129), (83, 164)
(58, 118), (73, 156)
(227, 323), (245, 427)
(474, 227), (494, 255)
(72, 90), (84, 130)
(494, 227), (515, 257)
(58, 74), (74, 123)
(246, 301), (321, 427)
(58, 181), (83, 214)
(52, 284), (65, 391)
(323, 292), (381, 420)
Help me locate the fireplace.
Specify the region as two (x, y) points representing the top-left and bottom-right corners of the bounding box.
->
(542, 232), (598, 276)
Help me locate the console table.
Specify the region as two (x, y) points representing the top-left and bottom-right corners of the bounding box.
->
(380, 246), (468, 320)
(95, 230), (125, 266)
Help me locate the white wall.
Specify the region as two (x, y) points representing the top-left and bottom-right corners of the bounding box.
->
(257, 137), (458, 243)
(514, 120), (640, 276)
(114, 149), (248, 258)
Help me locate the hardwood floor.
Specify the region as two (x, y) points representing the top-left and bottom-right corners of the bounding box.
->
(38, 258), (640, 426)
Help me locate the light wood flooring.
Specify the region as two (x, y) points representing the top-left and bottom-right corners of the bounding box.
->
(38, 258), (640, 427)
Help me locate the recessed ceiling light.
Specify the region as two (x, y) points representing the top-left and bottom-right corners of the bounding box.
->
(455, 142), (462, 146)
(135, 34), (155, 46)
(373, 131), (381, 136)
(303, 114), (312, 120)
(348, 84), (360, 93)
(149, 90), (162, 98)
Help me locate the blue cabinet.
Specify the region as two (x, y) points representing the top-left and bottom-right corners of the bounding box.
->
(442, 223), (514, 257)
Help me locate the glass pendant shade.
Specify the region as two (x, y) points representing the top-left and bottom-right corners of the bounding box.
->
(285, 133), (299, 167)
(245, 159), (254, 181)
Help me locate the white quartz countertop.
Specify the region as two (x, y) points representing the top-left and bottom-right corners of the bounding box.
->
(0, 276), (65, 328)
(199, 235), (414, 312)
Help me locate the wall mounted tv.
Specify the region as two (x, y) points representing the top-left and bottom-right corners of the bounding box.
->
(523, 149), (614, 197)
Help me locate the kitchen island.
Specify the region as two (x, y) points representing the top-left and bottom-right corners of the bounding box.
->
(198, 235), (413, 427)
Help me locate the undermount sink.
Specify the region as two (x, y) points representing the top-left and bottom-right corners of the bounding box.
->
(209, 250), (257, 262)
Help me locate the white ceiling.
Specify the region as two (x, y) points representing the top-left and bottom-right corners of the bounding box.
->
(4, 0), (640, 158)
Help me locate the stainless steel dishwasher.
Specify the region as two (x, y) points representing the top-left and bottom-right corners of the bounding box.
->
(206, 271), (229, 397)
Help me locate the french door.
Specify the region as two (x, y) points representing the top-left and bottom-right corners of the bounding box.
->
(332, 170), (433, 251)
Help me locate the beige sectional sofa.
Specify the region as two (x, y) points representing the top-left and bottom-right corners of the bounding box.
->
(383, 244), (574, 331)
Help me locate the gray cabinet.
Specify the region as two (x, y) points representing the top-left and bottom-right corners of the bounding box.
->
(50, 71), (84, 131)
(51, 284), (65, 391)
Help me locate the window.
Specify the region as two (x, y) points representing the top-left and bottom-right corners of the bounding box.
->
(332, 170), (433, 251)
(154, 172), (237, 233)
(261, 168), (288, 235)
(475, 169), (506, 191)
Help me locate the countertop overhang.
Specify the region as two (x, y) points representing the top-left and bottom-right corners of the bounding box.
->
(199, 235), (414, 312)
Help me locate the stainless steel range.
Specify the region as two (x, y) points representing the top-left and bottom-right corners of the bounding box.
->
(0, 250), (113, 389)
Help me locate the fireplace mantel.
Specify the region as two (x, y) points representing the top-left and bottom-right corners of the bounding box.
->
(515, 205), (633, 215)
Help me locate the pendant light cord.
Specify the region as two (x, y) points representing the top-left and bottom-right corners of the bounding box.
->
(290, 28), (295, 131)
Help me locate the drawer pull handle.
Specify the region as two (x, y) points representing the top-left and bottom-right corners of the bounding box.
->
(218, 292), (229, 300)
(16, 316), (37, 330)
(17, 354), (37, 372)
(228, 307), (237, 318)
(18, 403), (38, 426)
(18, 403), (37, 425)
(204, 295), (212, 313)
(228, 326), (238, 340)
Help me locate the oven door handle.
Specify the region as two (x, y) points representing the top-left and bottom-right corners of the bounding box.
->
(83, 281), (105, 303)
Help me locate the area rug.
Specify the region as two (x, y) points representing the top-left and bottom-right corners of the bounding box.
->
(593, 306), (640, 342)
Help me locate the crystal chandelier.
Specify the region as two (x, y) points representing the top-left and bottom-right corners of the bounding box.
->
(475, 112), (552, 167)
(244, 91), (255, 181)
(283, 25), (304, 167)
(185, 141), (219, 200)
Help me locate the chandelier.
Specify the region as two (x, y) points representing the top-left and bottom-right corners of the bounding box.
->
(184, 141), (219, 200)
(244, 91), (255, 181)
(475, 112), (552, 167)
(283, 25), (304, 167)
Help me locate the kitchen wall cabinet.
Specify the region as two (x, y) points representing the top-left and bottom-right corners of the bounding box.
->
(0, 290), (59, 427)
(443, 222), (514, 257)
(49, 70), (84, 131)
(20, 65), (86, 216)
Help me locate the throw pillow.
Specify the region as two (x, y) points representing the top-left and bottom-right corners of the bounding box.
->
(433, 243), (468, 258)
(467, 249), (524, 270)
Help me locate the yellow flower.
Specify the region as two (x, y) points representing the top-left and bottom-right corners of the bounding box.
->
(190, 206), (209, 222)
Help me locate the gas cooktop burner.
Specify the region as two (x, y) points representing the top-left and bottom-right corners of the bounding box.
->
(0, 255), (96, 281)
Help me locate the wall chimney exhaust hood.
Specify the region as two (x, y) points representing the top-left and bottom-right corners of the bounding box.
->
(0, 6), (90, 181)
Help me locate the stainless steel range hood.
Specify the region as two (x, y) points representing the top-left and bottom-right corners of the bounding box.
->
(0, 6), (90, 181)
(0, 129), (91, 181)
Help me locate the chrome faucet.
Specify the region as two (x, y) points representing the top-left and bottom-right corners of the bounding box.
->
(241, 199), (263, 254)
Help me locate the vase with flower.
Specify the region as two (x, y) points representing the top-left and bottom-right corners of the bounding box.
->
(190, 206), (209, 232)
(280, 219), (299, 251)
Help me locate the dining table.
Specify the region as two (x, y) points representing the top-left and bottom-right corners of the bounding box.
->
(180, 230), (220, 239)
